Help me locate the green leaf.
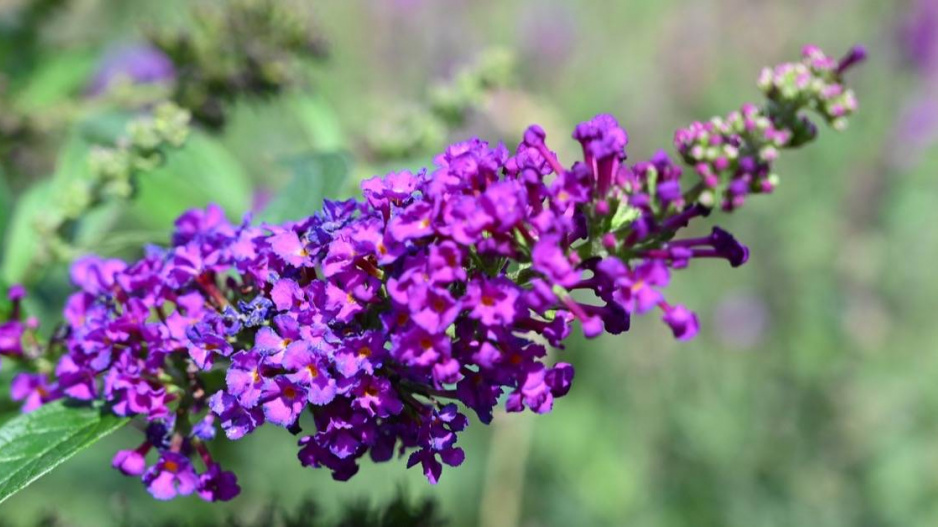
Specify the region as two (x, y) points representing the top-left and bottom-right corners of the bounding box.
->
(12, 50), (97, 113)
(258, 152), (350, 224)
(291, 95), (347, 151)
(129, 131), (253, 227)
(1, 181), (54, 285)
(0, 401), (128, 504)
(0, 168), (12, 246)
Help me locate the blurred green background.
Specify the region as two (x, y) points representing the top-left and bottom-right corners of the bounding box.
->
(1, 0), (934, 525)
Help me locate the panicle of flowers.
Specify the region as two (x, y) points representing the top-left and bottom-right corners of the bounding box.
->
(0, 45), (864, 502)
(676, 45), (865, 211)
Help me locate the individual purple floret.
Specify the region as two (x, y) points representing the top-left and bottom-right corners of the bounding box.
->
(0, 45), (863, 502)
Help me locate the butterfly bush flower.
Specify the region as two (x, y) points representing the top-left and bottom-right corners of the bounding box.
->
(0, 46), (864, 501)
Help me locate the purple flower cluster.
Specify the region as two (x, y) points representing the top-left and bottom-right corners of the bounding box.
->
(676, 45), (864, 211)
(0, 45), (864, 502)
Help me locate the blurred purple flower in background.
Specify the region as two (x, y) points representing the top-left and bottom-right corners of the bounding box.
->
(892, 0), (938, 166)
(518, 1), (578, 73)
(898, 0), (938, 74)
(87, 44), (176, 97)
(713, 292), (770, 350)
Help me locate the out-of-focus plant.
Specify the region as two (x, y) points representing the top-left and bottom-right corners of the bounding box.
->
(0, 0), (69, 77)
(364, 49), (515, 162)
(0, 490), (447, 527)
(144, 0), (327, 130)
(0, 0), (330, 292)
(32, 102), (191, 270)
(0, 0), (325, 184)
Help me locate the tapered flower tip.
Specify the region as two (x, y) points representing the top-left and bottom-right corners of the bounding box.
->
(711, 227), (750, 267)
(112, 449), (147, 477)
(662, 305), (700, 341)
(198, 465), (241, 502)
(523, 124), (547, 146)
(838, 45), (868, 74)
(7, 284), (25, 301)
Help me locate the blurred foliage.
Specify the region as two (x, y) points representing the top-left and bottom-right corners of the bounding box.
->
(364, 49), (515, 162)
(0, 490), (447, 527)
(1, 1), (936, 527)
(145, 0), (327, 129)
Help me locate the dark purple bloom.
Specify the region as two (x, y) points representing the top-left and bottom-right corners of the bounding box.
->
(198, 464), (240, 502)
(387, 201), (435, 242)
(709, 227), (750, 267)
(55, 355), (98, 401)
(407, 446), (465, 484)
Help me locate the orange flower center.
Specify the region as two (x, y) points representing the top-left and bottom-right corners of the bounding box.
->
(431, 297), (447, 313)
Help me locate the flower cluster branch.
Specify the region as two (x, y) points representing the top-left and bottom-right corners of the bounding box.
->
(0, 45), (864, 501)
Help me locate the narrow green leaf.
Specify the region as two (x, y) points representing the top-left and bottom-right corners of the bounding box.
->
(0, 401), (128, 504)
(0, 168), (11, 246)
(291, 95), (347, 151)
(258, 152), (350, 224)
(1, 181), (54, 285)
(11, 50), (97, 113)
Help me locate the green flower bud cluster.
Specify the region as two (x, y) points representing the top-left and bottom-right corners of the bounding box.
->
(757, 44), (862, 132)
(366, 49), (516, 161)
(36, 102), (191, 265)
